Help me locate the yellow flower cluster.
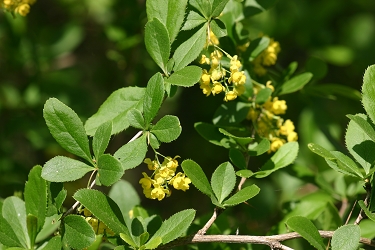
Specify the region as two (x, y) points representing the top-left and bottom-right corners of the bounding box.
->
(253, 38), (281, 76)
(81, 208), (114, 236)
(199, 50), (247, 102)
(2, 0), (36, 16)
(139, 156), (191, 201)
(247, 82), (298, 152)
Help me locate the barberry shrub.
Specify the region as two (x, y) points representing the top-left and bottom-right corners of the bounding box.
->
(1, 0), (375, 250)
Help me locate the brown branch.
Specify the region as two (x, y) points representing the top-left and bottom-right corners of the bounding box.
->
(354, 182), (371, 225)
(156, 231), (375, 250)
(197, 207), (223, 235)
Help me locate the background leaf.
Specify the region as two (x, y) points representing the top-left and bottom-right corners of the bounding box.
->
(73, 189), (128, 235)
(362, 65), (375, 125)
(223, 185), (260, 206)
(151, 115), (181, 143)
(24, 166), (47, 232)
(331, 224), (360, 250)
(149, 209), (195, 244)
(172, 23), (207, 71)
(229, 148), (247, 169)
(286, 216), (325, 250)
(182, 11), (207, 31)
(255, 142), (299, 178)
(85, 87), (145, 136)
(182, 159), (213, 196)
(98, 154), (124, 186)
(211, 162), (236, 203)
(143, 73), (165, 125)
(0, 201), (22, 248)
(213, 102), (250, 126)
(42, 156), (93, 182)
(43, 98), (92, 163)
(144, 18), (170, 73)
(278, 72), (313, 95)
(93, 120), (112, 160)
(126, 109), (145, 130)
(114, 134), (148, 170)
(164, 65), (202, 87)
(63, 215), (95, 250)
(194, 122), (226, 146)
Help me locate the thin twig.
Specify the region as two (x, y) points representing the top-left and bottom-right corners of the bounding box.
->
(338, 197), (348, 218)
(354, 182), (371, 225)
(156, 231), (375, 250)
(197, 207), (223, 235)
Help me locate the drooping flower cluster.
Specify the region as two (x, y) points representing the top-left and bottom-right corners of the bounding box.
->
(80, 208), (114, 236)
(253, 38), (281, 76)
(1, 0), (36, 16)
(199, 50), (247, 102)
(139, 156), (191, 201)
(247, 81), (298, 152)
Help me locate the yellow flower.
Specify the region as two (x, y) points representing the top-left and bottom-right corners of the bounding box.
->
(200, 84), (212, 96)
(151, 184), (170, 201)
(212, 82), (225, 95)
(229, 70), (246, 85)
(199, 54), (210, 64)
(144, 158), (158, 170)
(224, 91), (237, 102)
(200, 69), (211, 85)
(272, 97), (287, 115)
(210, 68), (223, 81)
(287, 131), (298, 142)
(170, 173), (191, 191)
(246, 107), (259, 121)
(266, 81), (274, 92)
(230, 55), (242, 72)
(279, 119), (295, 135)
(270, 138), (284, 152)
(234, 84), (245, 96)
(208, 30), (219, 45)
(163, 156), (179, 170)
(16, 3), (30, 16)
(139, 172), (152, 189)
(156, 166), (175, 179)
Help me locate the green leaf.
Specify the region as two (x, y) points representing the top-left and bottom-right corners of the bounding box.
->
(85, 87), (145, 136)
(194, 122), (226, 146)
(182, 159), (213, 196)
(345, 114), (375, 174)
(2, 197), (30, 248)
(42, 156), (93, 182)
(164, 65), (202, 87)
(144, 236), (162, 249)
(109, 180), (140, 224)
(144, 18), (170, 73)
(93, 121), (112, 160)
(173, 23), (207, 71)
(211, 162), (236, 203)
(229, 148), (247, 169)
(120, 232), (137, 247)
(223, 185), (260, 206)
(43, 98), (92, 163)
(347, 114), (375, 142)
(182, 11), (207, 31)
(306, 84), (361, 101)
(0, 208), (21, 247)
(149, 209), (195, 244)
(213, 101), (250, 126)
(143, 73), (165, 125)
(210, 19), (227, 38)
(330, 151), (363, 178)
(248, 139), (270, 156)
(331, 224), (360, 250)
(247, 36), (269, 59)
(362, 65), (375, 125)
(73, 189), (128, 235)
(236, 169), (254, 178)
(114, 134), (148, 170)
(24, 165), (47, 232)
(127, 109), (145, 129)
(41, 236), (62, 250)
(63, 215), (95, 250)
(146, 0), (188, 43)
(149, 132), (161, 149)
(279, 72), (313, 95)
(98, 154), (124, 186)
(286, 216), (325, 250)
(218, 128), (253, 146)
(35, 214), (61, 243)
(211, 0), (230, 17)
(151, 115), (181, 143)
(189, 0), (211, 19)
(243, 0), (278, 17)
(255, 142), (299, 178)
(255, 87), (272, 104)
(358, 200), (375, 222)
(307, 143), (335, 160)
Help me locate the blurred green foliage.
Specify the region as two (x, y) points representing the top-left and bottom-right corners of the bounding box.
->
(1, 0), (375, 244)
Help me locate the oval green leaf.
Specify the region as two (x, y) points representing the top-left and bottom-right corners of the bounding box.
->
(143, 73), (165, 125)
(64, 215), (95, 250)
(181, 159), (212, 196)
(279, 72), (313, 95)
(164, 65), (202, 87)
(362, 65), (375, 125)
(151, 115), (181, 143)
(114, 134), (148, 170)
(331, 224), (360, 250)
(211, 162), (236, 203)
(98, 154), (124, 186)
(223, 184), (260, 207)
(93, 120), (112, 160)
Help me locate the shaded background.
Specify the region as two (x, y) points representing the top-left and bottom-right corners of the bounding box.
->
(1, 0), (375, 245)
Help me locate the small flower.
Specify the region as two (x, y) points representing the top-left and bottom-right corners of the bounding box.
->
(199, 54), (210, 64)
(170, 173), (191, 191)
(210, 68), (223, 81)
(212, 82), (225, 95)
(272, 97), (287, 115)
(229, 70), (246, 85)
(16, 3), (30, 16)
(200, 84), (212, 96)
(200, 69), (211, 85)
(150, 184), (170, 201)
(287, 131), (298, 142)
(208, 30), (219, 45)
(139, 172), (152, 189)
(224, 91), (237, 102)
(144, 158), (158, 170)
(230, 55), (242, 71)
(270, 138), (284, 152)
